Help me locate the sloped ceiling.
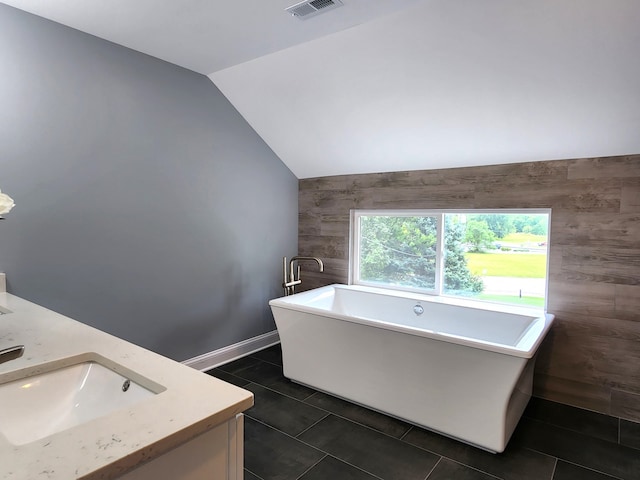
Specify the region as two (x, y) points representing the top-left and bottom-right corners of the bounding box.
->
(0, 0), (420, 73)
(211, 0), (640, 178)
(3, 0), (640, 178)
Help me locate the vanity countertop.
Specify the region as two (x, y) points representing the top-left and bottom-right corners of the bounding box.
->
(0, 292), (253, 479)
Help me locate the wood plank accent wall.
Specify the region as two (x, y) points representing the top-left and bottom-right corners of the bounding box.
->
(298, 154), (640, 420)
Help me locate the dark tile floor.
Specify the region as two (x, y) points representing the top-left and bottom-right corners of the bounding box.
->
(206, 345), (640, 480)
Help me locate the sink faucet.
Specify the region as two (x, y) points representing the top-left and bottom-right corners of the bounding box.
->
(0, 345), (24, 365)
(282, 256), (324, 296)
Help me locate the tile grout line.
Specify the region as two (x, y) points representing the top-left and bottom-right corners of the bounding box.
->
(263, 378), (318, 403)
(428, 454), (509, 480)
(300, 390), (318, 402)
(322, 453), (386, 480)
(447, 458), (505, 480)
(244, 466), (265, 480)
(227, 358), (320, 404)
(248, 356), (283, 369)
(308, 409), (419, 445)
(244, 379), (304, 402)
(520, 442), (629, 480)
(549, 458), (557, 480)
(557, 459), (626, 480)
(248, 376), (415, 444)
(399, 425), (414, 441)
(525, 397), (640, 444)
(296, 414), (474, 480)
(294, 412), (331, 438)
(245, 415), (327, 456)
(246, 414), (391, 480)
(298, 412), (511, 480)
(297, 453), (388, 480)
(293, 453), (327, 480)
(521, 414), (620, 445)
(216, 359), (263, 377)
(247, 414), (431, 480)
(422, 456), (442, 480)
(208, 369), (251, 388)
(521, 417), (625, 447)
(246, 398), (570, 480)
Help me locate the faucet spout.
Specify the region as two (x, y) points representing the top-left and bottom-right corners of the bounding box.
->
(0, 345), (24, 365)
(289, 256), (324, 275)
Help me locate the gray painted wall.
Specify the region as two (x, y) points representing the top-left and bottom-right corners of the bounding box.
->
(0, 4), (298, 361)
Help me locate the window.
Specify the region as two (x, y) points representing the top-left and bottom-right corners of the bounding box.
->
(350, 209), (550, 308)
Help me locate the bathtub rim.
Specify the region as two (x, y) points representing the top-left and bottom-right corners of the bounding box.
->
(269, 284), (554, 359)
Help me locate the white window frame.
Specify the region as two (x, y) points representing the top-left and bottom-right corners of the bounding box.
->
(349, 208), (552, 307)
(350, 209), (444, 295)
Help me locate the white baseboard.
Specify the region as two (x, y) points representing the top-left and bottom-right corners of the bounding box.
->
(182, 330), (280, 372)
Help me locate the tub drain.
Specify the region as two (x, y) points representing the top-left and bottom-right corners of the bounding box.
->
(413, 304), (424, 316)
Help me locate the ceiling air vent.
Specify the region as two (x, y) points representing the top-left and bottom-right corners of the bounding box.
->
(286, 0), (344, 20)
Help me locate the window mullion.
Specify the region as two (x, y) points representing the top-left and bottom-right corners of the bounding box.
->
(435, 213), (444, 295)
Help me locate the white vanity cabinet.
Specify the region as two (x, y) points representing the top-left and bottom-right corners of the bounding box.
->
(119, 414), (245, 480)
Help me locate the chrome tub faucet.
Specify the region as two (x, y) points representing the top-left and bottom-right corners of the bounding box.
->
(282, 256), (324, 296)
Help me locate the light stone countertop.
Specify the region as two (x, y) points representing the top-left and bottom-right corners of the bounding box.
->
(0, 292), (254, 479)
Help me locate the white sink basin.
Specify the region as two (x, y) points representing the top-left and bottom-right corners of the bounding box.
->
(0, 360), (162, 445)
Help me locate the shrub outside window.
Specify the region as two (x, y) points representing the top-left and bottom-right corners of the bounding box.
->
(350, 209), (551, 308)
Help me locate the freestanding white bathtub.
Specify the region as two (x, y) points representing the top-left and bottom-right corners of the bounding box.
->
(269, 284), (554, 453)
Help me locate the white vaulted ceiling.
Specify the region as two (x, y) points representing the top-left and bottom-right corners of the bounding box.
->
(3, 0), (640, 178)
(0, 0), (420, 74)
